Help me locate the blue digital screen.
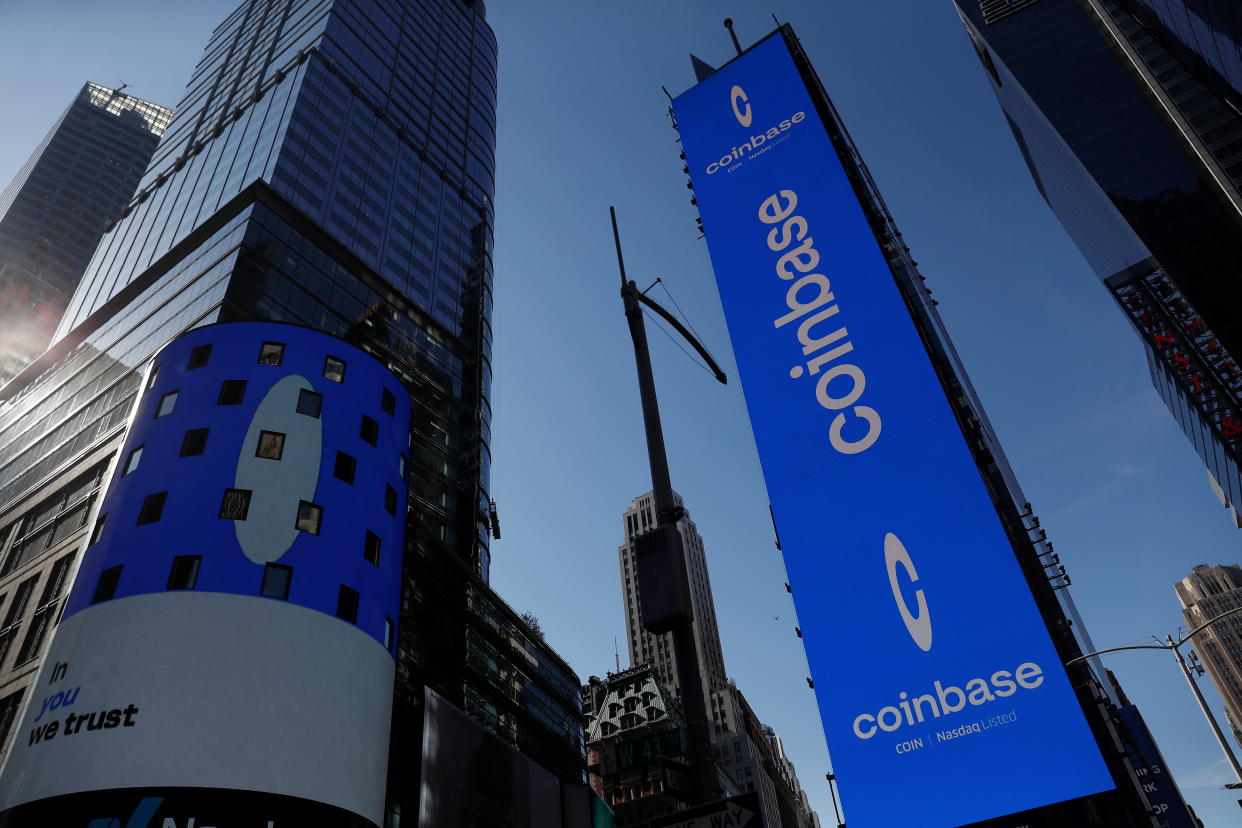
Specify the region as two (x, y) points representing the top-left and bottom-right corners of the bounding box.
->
(65, 322), (409, 652)
(673, 33), (1114, 826)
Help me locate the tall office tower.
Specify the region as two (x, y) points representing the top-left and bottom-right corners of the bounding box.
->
(0, 83), (171, 385)
(615, 493), (818, 827)
(954, 1), (1242, 526)
(0, 1), (585, 824)
(763, 727), (822, 828)
(1175, 564), (1242, 748)
(671, 23), (1168, 827)
(619, 491), (727, 707)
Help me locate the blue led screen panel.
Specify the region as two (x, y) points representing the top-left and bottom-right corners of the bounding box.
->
(672, 34), (1114, 827)
(0, 322), (412, 827)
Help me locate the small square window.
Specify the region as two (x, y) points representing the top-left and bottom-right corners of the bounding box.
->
(384, 484), (398, 516)
(123, 445), (144, 476)
(260, 563), (292, 600)
(360, 415), (378, 446)
(166, 555), (201, 590)
(398, 453), (407, 479)
(384, 617), (394, 650)
(256, 430), (285, 460)
(137, 492), (167, 525)
(187, 343), (213, 370)
(324, 356), (346, 383)
(218, 380), (247, 405)
(296, 389), (323, 418)
(180, 428), (209, 457)
(364, 530), (381, 565)
(90, 513), (108, 546)
(156, 391), (178, 418)
(381, 388), (396, 416)
(336, 585), (359, 623)
(146, 364), (160, 390)
(259, 341), (285, 365)
(219, 488), (252, 520)
(334, 451), (356, 484)
(93, 565), (122, 604)
(296, 501), (322, 535)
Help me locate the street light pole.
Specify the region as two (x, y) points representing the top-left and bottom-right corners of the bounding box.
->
(1067, 604), (1242, 787)
(611, 206), (727, 805)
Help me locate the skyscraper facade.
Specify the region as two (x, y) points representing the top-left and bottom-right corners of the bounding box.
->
(1175, 564), (1242, 749)
(613, 492), (817, 827)
(619, 491), (727, 708)
(0, 83), (170, 384)
(0, 0), (583, 823)
(954, 0), (1242, 526)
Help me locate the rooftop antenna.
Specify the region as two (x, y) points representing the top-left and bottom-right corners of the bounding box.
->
(723, 18), (743, 56)
(614, 638), (621, 672)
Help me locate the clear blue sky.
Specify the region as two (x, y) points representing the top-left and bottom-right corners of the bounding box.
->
(4, 1), (1242, 825)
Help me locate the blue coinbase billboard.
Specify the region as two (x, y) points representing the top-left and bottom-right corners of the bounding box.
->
(672, 33), (1115, 826)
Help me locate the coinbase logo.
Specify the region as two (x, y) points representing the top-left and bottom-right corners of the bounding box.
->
(730, 85), (751, 127)
(885, 533), (931, 652)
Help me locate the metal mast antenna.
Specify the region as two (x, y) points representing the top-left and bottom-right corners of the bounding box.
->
(610, 206), (726, 805)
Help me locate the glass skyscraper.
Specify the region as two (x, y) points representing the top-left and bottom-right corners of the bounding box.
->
(0, 83), (170, 385)
(0, 0), (583, 823)
(955, 0), (1242, 527)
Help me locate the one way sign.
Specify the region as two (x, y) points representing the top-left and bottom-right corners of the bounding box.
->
(648, 792), (763, 828)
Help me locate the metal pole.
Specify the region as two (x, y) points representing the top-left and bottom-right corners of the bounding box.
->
(1168, 634), (1242, 784)
(612, 207), (720, 804)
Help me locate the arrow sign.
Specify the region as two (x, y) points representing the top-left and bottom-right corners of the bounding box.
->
(648, 792), (762, 828)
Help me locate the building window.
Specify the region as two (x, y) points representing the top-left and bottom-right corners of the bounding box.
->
(323, 356), (346, 383)
(146, 364), (160, 390)
(0, 577), (37, 665)
(334, 451), (356, 484)
(90, 513), (108, 546)
(384, 617), (394, 650)
(398, 453), (407, 479)
(93, 565), (122, 604)
(295, 501), (322, 535)
(219, 489), (252, 520)
(156, 390), (178, 418)
(384, 484), (398, 516)
(360, 415), (378, 446)
(256, 430), (285, 460)
(381, 388), (396, 416)
(297, 389), (322, 418)
(218, 380), (247, 405)
(187, 343), (213, 370)
(15, 557), (73, 665)
(260, 563), (292, 600)
(180, 427), (209, 457)
(0, 689), (24, 751)
(123, 445), (144, 476)
(364, 530), (381, 565)
(137, 492), (167, 525)
(167, 555), (201, 590)
(259, 341), (285, 365)
(336, 585), (359, 623)
(980, 0), (1040, 26)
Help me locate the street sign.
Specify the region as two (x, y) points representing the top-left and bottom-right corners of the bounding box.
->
(599, 728), (684, 774)
(648, 792), (762, 828)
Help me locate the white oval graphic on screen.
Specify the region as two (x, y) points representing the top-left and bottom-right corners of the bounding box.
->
(234, 375), (322, 564)
(730, 84), (752, 127)
(885, 532), (932, 652)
